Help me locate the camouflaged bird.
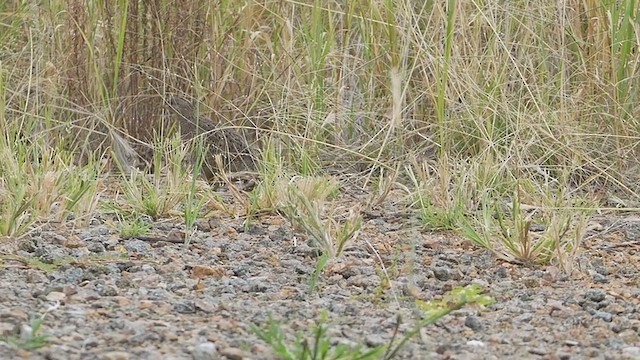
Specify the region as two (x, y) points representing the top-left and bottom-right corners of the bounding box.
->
(165, 96), (256, 179)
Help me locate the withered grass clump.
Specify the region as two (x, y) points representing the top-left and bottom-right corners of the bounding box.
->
(5, 0), (638, 185)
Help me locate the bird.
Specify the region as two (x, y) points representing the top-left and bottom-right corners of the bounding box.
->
(164, 96), (257, 179)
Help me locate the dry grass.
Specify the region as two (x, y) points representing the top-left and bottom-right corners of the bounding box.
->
(1, 0), (638, 269)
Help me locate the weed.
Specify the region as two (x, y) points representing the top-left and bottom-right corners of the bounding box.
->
(0, 142), (101, 236)
(253, 285), (494, 359)
(248, 138), (289, 215)
(183, 138), (209, 245)
(406, 157), (477, 231)
(251, 311), (385, 360)
(117, 217), (151, 239)
(381, 285), (494, 359)
(3, 317), (49, 351)
(117, 134), (192, 220)
(308, 253), (329, 294)
(458, 180), (593, 271)
(282, 176), (362, 258)
(0, 303), (59, 351)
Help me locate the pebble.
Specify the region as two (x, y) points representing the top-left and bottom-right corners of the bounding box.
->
(174, 302), (197, 314)
(584, 289), (606, 302)
(467, 340), (486, 347)
(25, 269), (48, 283)
(0, 205), (637, 360)
(98, 284), (119, 297)
(591, 310), (613, 322)
(0, 322), (14, 336)
(100, 351), (131, 360)
(123, 239), (151, 253)
(88, 242), (106, 253)
(46, 291), (67, 302)
(432, 266), (451, 281)
(365, 334), (386, 347)
(219, 347), (249, 360)
(622, 347), (640, 358)
(192, 342), (218, 360)
(465, 315), (483, 330)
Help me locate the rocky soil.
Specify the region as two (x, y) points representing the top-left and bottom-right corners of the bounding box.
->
(0, 187), (638, 360)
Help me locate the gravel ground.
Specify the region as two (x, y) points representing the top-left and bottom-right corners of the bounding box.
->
(0, 188), (638, 360)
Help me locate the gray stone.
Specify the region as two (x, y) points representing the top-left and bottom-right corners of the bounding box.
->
(584, 289), (606, 302)
(433, 266), (451, 281)
(123, 239), (151, 253)
(192, 342), (218, 360)
(465, 315), (483, 330)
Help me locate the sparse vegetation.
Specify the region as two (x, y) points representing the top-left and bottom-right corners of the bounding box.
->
(1, 0), (639, 357)
(117, 216), (152, 239)
(458, 178), (594, 270)
(252, 285), (494, 359)
(0, 315), (50, 351)
(281, 175), (362, 258)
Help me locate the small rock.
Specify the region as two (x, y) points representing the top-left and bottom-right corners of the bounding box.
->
(98, 285), (118, 297)
(26, 269), (48, 283)
(590, 310), (613, 322)
(523, 277), (539, 288)
(591, 272), (607, 283)
(432, 267), (450, 281)
(141, 264), (156, 273)
(622, 347), (640, 358)
(528, 347), (547, 355)
(83, 336), (100, 349)
(192, 265), (226, 279)
(247, 278), (270, 293)
(123, 239), (151, 254)
(174, 302), (196, 314)
(100, 351), (131, 360)
(466, 340), (486, 347)
(45, 291), (66, 302)
(495, 267), (509, 278)
(194, 299), (216, 313)
(63, 236), (86, 249)
(245, 224), (266, 236)
(88, 242), (106, 253)
(584, 289), (606, 302)
(192, 342), (217, 360)
(219, 347), (248, 360)
(365, 334), (386, 347)
(0, 322), (15, 336)
(295, 243), (322, 258)
(465, 315), (483, 330)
